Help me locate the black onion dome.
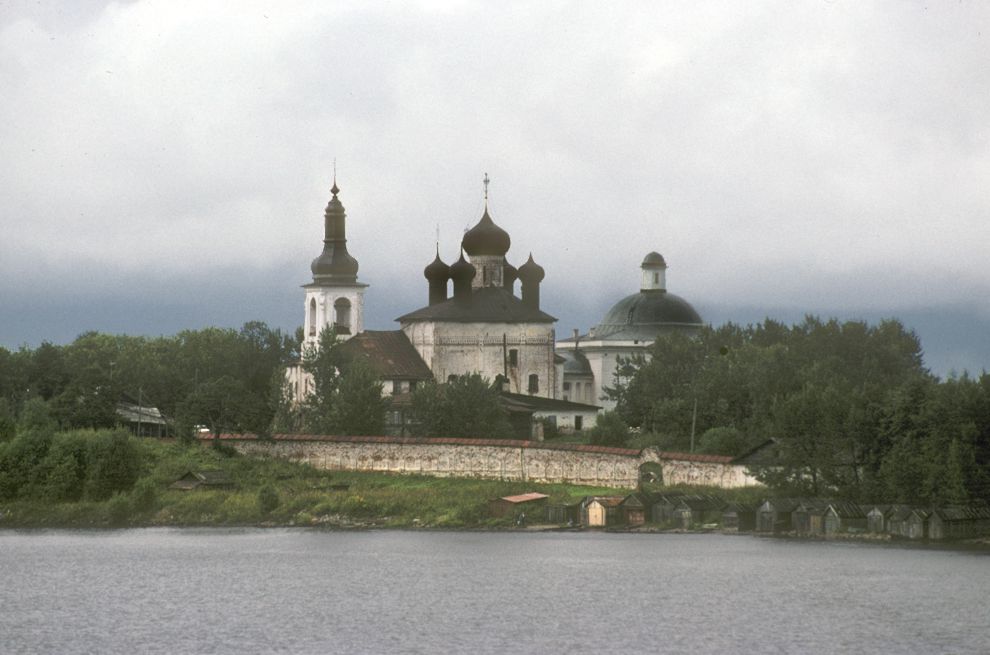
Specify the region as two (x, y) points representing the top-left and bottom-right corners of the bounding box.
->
(461, 208), (510, 257)
(517, 253), (545, 283)
(449, 252), (476, 282)
(642, 251), (667, 267)
(593, 291), (702, 340)
(503, 261), (518, 283)
(311, 183), (359, 281)
(424, 249), (450, 282)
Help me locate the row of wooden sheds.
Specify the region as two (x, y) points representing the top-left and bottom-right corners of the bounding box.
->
(755, 499), (990, 540)
(543, 492), (733, 529)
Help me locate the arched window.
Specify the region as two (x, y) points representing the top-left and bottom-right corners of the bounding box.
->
(528, 374), (539, 394)
(334, 298), (352, 334)
(308, 298), (317, 336)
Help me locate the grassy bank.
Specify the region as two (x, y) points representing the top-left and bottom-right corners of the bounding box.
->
(0, 438), (625, 529)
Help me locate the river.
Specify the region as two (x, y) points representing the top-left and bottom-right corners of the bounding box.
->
(1, 529), (987, 654)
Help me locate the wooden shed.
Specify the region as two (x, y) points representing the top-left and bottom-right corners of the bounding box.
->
(928, 506), (990, 540)
(793, 500), (828, 536)
(721, 503), (756, 532)
(619, 493), (655, 526)
(581, 496), (624, 527)
(488, 492), (549, 519)
(170, 470), (233, 491)
(889, 508), (930, 540)
(823, 501), (868, 535)
(544, 502), (581, 525)
(674, 495), (725, 529)
(756, 498), (800, 533)
(650, 493), (685, 525)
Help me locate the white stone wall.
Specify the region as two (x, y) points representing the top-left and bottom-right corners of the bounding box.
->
(402, 321), (557, 398)
(221, 437), (763, 490)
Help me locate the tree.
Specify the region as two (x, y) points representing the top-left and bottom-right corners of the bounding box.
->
(589, 411), (630, 447)
(410, 374), (512, 438)
(176, 376), (253, 443)
(85, 430), (141, 501)
(334, 357), (389, 436)
(301, 326), (343, 433)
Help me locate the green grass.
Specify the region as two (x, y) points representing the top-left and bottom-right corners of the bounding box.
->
(0, 439), (622, 529)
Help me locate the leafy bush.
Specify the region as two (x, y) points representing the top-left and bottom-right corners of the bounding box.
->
(589, 411), (630, 447)
(107, 492), (131, 526)
(257, 485), (280, 514)
(85, 431), (141, 501)
(130, 478), (159, 513)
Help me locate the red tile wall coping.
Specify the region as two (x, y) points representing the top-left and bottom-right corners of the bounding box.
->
(198, 433), (735, 464)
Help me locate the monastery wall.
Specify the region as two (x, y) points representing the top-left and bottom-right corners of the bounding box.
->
(216, 435), (761, 490)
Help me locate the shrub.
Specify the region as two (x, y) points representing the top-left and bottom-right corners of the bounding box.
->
(86, 431), (141, 501)
(257, 485), (280, 514)
(589, 411), (630, 447)
(107, 492), (131, 526)
(131, 478), (159, 513)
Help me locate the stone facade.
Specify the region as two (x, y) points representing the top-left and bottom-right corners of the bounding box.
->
(212, 434), (762, 490)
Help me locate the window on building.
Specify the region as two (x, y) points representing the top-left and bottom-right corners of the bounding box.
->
(528, 374), (539, 394)
(309, 298), (317, 336)
(508, 349), (519, 367)
(563, 382), (571, 391)
(334, 298), (352, 334)
(391, 380), (401, 396)
(575, 416), (583, 431)
(654, 272), (659, 284)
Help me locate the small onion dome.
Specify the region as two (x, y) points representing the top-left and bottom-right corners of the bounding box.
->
(642, 251), (667, 268)
(461, 208), (511, 257)
(503, 261), (518, 286)
(449, 251), (476, 282)
(517, 253), (545, 284)
(424, 249), (450, 282)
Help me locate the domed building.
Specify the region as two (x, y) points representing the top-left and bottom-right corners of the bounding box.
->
(555, 252), (704, 410)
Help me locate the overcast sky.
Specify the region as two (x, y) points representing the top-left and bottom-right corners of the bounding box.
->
(1, 1), (988, 376)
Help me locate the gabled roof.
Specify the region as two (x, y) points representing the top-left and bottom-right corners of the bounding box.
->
(824, 501), (866, 519)
(496, 492), (550, 504)
(338, 330), (433, 380)
(500, 392), (600, 413)
(396, 286), (556, 324)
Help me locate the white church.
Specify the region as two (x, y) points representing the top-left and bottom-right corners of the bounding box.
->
(287, 177), (704, 435)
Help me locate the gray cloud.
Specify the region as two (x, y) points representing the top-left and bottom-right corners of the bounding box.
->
(1, 1), (988, 376)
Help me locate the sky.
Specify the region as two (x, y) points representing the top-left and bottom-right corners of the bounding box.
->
(1, 0), (988, 377)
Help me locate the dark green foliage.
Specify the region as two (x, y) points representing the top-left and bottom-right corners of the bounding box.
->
(130, 478), (158, 513)
(589, 411), (630, 447)
(297, 326), (389, 435)
(85, 430), (141, 501)
(611, 316), (990, 502)
(0, 398), (16, 442)
(257, 484), (280, 514)
(334, 358), (389, 436)
(409, 373), (512, 438)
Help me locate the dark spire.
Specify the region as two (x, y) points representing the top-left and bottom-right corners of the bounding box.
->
(502, 260), (518, 294)
(311, 180), (359, 284)
(424, 247), (451, 306)
(450, 250), (476, 302)
(518, 253), (545, 311)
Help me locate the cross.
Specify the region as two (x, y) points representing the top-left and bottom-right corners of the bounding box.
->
(483, 172), (490, 202)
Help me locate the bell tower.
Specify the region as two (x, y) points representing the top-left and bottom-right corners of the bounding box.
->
(302, 178), (367, 350)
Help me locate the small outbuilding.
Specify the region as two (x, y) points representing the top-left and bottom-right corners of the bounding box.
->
(756, 498), (800, 533)
(721, 503), (756, 532)
(170, 470), (233, 491)
(581, 496), (624, 527)
(823, 501), (868, 535)
(488, 492), (550, 519)
(928, 506), (990, 540)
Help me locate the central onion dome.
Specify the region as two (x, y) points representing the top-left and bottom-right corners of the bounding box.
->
(461, 208), (510, 257)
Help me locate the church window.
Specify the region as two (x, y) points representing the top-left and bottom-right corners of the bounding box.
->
(654, 272), (659, 284)
(334, 298), (352, 334)
(528, 374), (539, 394)
(509, 349), (519, 367)
(575, 416), (583, 431)
(563, 382), (571, 391)
(309, 298), (317, 336)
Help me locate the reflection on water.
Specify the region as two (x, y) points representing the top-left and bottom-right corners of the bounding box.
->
(1, 529), (987, 654)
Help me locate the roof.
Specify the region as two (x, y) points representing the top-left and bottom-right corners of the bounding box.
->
(202, 432), (644, 456)
(338, 330), (433, 380)
(396, 286), (556, 324)
(589, 290), (702, 341)
(496, 492), (550, 504)
(500, 391), (600, 413)
(115, 402), (168, 426)
(559, 349), (592, 376)
(585, 496), (625, 508)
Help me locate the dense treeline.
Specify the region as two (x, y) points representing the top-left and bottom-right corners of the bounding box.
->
(609, 317), (990, 504)
(0, 322), (298, 439)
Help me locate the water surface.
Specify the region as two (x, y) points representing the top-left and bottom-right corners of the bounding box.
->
(1, 529), (987, 654)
